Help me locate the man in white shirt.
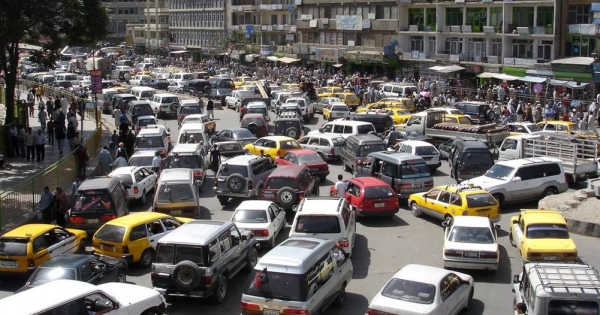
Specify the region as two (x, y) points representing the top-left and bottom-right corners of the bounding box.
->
(334, 174), (347, 198)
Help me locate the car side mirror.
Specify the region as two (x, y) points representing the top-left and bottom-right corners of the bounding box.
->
(512, 219), (518, 224)
(513, 275), (520, 284)
(441, 220), (449, 228)
(292, 205), (299, 212)
(495, 224), (501, 230)
(241, 234), (248, 241)
(318, 127), (324, 133)
(513, 176), (521, 182)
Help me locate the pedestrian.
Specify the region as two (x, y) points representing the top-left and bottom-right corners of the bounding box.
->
(206, 99), (214, 120)
(76, 144), (89, 178)
(8, 124), (19, 157)
(111, 155), (127, 169)
(70, 176), (83, 197)
(35, 129), (46, 162)
(18, 124), (26, 157)
(15, 86), (21, 101)
(27, 90), (35, 116)
(209, 143), (221, 174)
(60, 95), (69, 115)
(35, 85), (43, 102)
(116, 142), (128, 160)
(198, 97), (204, 114)
(515, 302), (527, 314)
(54, 187), (68, 228)
(47, 118), (55, 145)
(152, 151), (161, 173)
(25, 127), (36, 162)
(589, 102), (599, 135)
(109, 130), (119, 152)
(38, 107), (48, 133)
(98, 146), (113, 175)
(38, 186), (54, 223)
(119, 117), (129, 142)
(55, 113), (67, 154)
(125, 130), (136, 157)
(334, 174), (348, 197)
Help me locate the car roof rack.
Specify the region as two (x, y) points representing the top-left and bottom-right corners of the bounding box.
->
(530, 263), (600, 294)
(445, 183), (483, 192)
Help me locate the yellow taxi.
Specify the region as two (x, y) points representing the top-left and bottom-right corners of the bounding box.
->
(281, 83), (300, 91)
(509, 210), (577, 263)
(536, 120), (580, 133)
(239, 84), (255, 91)
(92, 212), (193, 267)
(244, 136), (303, 159)
(333, 92), (361, 110)
(409, 184), (500, 222)
(233, 76), (253, 88)
(317, 86), (344, 98)
(365, 97), (415, 112)
(0, 224), (87, 276)
(389, 108), (414, 124)
(444, 114), (473, 125)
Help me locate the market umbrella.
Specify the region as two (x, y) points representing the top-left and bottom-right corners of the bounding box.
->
(420, 91), (431, 98)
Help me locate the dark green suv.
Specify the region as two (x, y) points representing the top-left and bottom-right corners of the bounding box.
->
(274, 112), (303, 139)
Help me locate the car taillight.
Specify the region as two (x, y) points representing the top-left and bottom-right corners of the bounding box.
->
(248, 180), (253, 191)
(204, 275), (212, 287)
(358, 201), (364, 208)
(282, 309), (308, 315)
(338, 238), (350, 248)
(136, 126), (141, 130)
(123, 245), (129, 254)
(396, 183), (412, 191)
(444, 249), (462, 257)
(167, 136), (171, 143)
(178, 115), (184, 121)
(298, 192), (305, 200)
(424, 180), (434, 187)
(101, 214), (118, 221)
(133, 186), (139, 194)
(150, 272), (155, 282)
(330, 148), (335, 155)
(193, 171), (203, 178)
(261, 126), (266, 132)
(276, 151), (281, 156)
(240, 301), (260, 314)
(27, 258), (35, 268)
(253, 229), (269, 236)
(69, 216), (85, 224)
(480, 251), (498, 259)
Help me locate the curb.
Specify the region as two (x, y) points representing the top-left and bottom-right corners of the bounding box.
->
(538, 189), (600, 238)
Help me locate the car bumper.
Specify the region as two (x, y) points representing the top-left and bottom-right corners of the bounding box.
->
(214, 189), (257, 198)
(443, 258), (498, 271)
(312, 170), (330, 177)
(255, 236), (275, 248)
(356, 208), (399, 217)
(326, 154), (340, 161)
(155, 287), (213, 299)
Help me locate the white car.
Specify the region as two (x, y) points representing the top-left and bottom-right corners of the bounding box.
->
(134, 115), (158, 134)
(108, 166), (157, 204)
(0, 279), (166, 315)
(167, 81), (186, 94)
(324, 102), (350, 121)
(231, 200), (286, 249)
(367, 264), (474, 315)
(297, 134), (346, 161)
(392, 140), (442, 171)
(442, 216), (499, 271)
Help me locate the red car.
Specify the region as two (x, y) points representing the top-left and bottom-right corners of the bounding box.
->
(275, 149), (329, 182)
(330, 177), (399, 217)
(261, 165), (318, 209)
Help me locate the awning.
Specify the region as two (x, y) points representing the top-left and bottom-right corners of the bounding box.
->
(278, 57), (300, 64)
(332, 64), (344, 68)
(266, 56), (279, 62)
(170, 50), (188, 54)
(493, 73), (520, 81)
(437, 65), (465, 73)
(567, 82), (590, 89)
(476, 72), (498, 79)
(428, 66), (446, 71)
(518, 76), (547, 83)
(549, 79), (568, 86)
(550, 57), (594, 66)
(526, 69), (554, 77)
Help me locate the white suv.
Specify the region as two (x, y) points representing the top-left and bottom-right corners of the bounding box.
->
(149, 93), (180, 118)
(289, 197), (357, 257)
(464, 157), (569, 206)
(285, 96), (315, 123)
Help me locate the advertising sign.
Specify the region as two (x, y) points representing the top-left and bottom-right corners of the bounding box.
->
(90, 70), (103, 94)
(336, 15), (362, 31)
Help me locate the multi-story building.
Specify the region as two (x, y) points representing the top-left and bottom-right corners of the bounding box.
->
(128, 0), (170, 54)
(102, 0), (148, 42)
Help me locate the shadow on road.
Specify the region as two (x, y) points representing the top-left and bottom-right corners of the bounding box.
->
(462, 298), (485, 315)
(358, 215), (408, 228)
(351, 234), (371, 280)
(469, 245), (513, 285)
(329, 292), (370, 315)
(198, 206), (212, 220)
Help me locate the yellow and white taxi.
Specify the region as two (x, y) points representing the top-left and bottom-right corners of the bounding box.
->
(233, 76), (253, 88)
(244, 136), (302, 160)
(365, 97), (415, 112)
(0, 224), (87, 276)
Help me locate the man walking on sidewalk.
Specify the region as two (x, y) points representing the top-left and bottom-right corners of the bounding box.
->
(38, 186), (54, 223)
(35, 130), (46, 162)
(39, 107), (48, 133)
(25, 127), (36, 162)
(47, 118), (55, 145)
(76, 144), (89, 178)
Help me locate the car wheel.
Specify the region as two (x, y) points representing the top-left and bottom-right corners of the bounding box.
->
(214, 275), (228, 304)
(543, 187), (558, 197)
(117, 269), (127, 283)
(226, 173), (247, 193)
(139, 249), (154, 268)
(78, 239), (87, 254)
(411, 202), (422, 217)
(245, 247), (258, 272)
(172, 260), (202, 290)
(277, 187), (297, 208)
(217, 196), (229, 205)
(141, 308), (165, 315)
(343, 163), (350, 172)
(286, 127), (299, 139)
(333, 284), (346, 308)
(140, 190), (146, 205)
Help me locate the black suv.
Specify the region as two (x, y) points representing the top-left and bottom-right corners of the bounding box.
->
(127, 100), (154, 125)
(185, 79), (212, 96)
(152, 220), (259, 303)
(453, 101), (494, 124)
(274, 112), (303, 139)
(348, 113), (393, 134)
(448, 139), (495, 183)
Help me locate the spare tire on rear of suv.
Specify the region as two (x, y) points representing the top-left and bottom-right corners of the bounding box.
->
(172, 260), (202, 290)
(277, 187), (297, 208)
(247, 123), (258, 135)
(170, 102), (179, 112)
(286, 127), (299, 139)
(227, 173), (247, 193)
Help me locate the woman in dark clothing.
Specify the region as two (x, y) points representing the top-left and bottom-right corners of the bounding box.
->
(209, 144), (221, 175)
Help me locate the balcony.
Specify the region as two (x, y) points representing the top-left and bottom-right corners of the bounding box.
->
(568, 24), (599, 35)
(503, 57), (536, 66)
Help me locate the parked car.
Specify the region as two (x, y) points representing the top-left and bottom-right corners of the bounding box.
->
(214, 155), (276, 205)
(244, 136), (302, 160)
(275, 149), (329, 182)
(392, 140), (441, 171)
(442, 216), (500, 272)
(180, 113), (217, 133)
(176, 100), (203, 126)
(216, 141), (246, 160)
(331, 177), (399, 217)
(323, 102), (351, 121)
(231, 201), (286, 248)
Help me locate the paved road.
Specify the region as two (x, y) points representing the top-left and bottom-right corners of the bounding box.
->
(1, 92), (599, 315)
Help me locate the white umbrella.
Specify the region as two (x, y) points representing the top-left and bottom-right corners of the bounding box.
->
(493, 73), (520, 81)
(266, 56), (279, 62)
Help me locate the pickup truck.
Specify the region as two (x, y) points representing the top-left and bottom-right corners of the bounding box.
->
(398, 109), (509, 148)
(498, 133), (598, 183)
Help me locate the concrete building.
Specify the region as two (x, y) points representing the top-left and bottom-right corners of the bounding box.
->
(128, 0), (170, 54)
(102, 0), (148, 42)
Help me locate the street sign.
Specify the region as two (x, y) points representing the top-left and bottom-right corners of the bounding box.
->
(246, 25), (254, 35)
(533, 83), (543, 93)
(90, 70), (102, 94)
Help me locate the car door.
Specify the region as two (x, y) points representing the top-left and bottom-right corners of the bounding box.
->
(128, 224), (152, 260)
(133, 169), (147, 196)
(80, 259), (110, 284)
(271, 204), (286, 236)
(344, 181), (361, 207)
(432, 190), (452, 220)
(341, 201), (356, 251)
(440, 273), (467, 315)
(52, 228), (78, 255)
(420, 189), (442, 217)
(221, 228), (243, 272)
(141, 167), (157, 190)
(510, 166), (535, 202)
(513, 215), (526, 250)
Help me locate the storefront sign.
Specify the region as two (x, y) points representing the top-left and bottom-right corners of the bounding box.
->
(260, 45), (273, 56)
(90, 70), (103, 94)
(551, 63), (591, 73)
(315, 48), (338, 62)
(343, 51), (384, 62)
(169, 43), (186, 50)
(336, 15), (362, 31)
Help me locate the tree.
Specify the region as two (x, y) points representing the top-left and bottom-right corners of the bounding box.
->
(218, 33), (247, 65)
(0, 0), (109, 124)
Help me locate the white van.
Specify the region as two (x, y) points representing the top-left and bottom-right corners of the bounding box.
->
(143, 57), (158, 66)
(167, 72), (194, 84)
(308, 120), (376, 139)
(55, 72), (79, 84)
(177, 122), (209, 145)
(149, 93), (180, 118)
(131, 86), (156, 101)
(381, 83), (419, 98)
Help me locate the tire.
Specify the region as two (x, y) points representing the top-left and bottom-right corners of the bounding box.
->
(141, 308), (164, 315)
(78, 240), (87, 254)
(247, 123), (258, 135)
(286, 127), (299, 139)
(172, 260), (202, 290)
(543, 187), (558, 197)
(411, 202), (422, 217)
(464, 288), (474, 310)
(117, 269), (127, 283)
(214, 275), (228, 304)
(277, 187), (297, 208)
(217, 196), (229, 205)
(226, 173), (247, 193)
(343, 162), (350, 172)
(170, 102), (179, 112)
(303, 116), (309, 123)
(492, 193), (505, 207)
(245, 247), (258, 272)
(139, 248), (154, 268)
(486, 110), (496, 122)
(333, 284), (346, 308)
(140, 190), (146, 205)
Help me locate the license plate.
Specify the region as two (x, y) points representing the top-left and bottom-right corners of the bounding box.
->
(264, 193), (274, 198)
(100, 245), (115, 252)
(473, 171), (482, 175)
(87, 219), (99, 224)
(463, 252), (479, 258)
(413, 183), (422, 189)
(543, 255), (559, 261)
(374, 203), (385, 208)
(0, 260), (17, 267)
(171, 210), (182, 215)
(423, 157), (432, 161)
(264, 310), (280, 315)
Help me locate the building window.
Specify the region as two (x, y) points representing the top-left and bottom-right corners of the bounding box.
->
(491, 39), (502, 57)
(568, 5), (590, 24)
(537, 40), (552, 62)
(282, 15), (287, 25)
(408, 9), (424, 28)
(489, 7), (502, 29)
(512, 39), (533, 58)
(466, 8), (486, 32)
(375, 4), (383, 19)
(512, 7), (534, 27)
(324, 6), (331, 19)
(425, 8), (436, 31)
(445, 37), (462, 55)
(446, 8), (463, 26)
(566, 36), (596, 57)
(467, 38), (486, 61)
(271, 14), (278, 25)
(410, 36), (424, 52)
(427, 36), (436, 58)
(536, 7), (553, 29)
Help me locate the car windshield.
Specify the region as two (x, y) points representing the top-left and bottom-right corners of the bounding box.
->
(233, 210), (268, 223)
(138, 118), (156, 127)
(297, 154), (323, 164)
(358, 144), (386, 157)
(135, 136), (164, 149)
(244, 270), (306, 302)
(111, 174), (134, 186)
(414, 146), (438, 155)
(72, 192), (112, 212)
(180, 106), (201, 114)
(28, 267), (77, 286)
(526, 224), (570, 239)
(155, 244), (205, 266)
(364, 186), (394, 199)
(165, 155), (202, 169)
(218, 164), (249, 177)
(132, 105), (153, 116)
(357, 125), (375, 134)
(140, 91), (154, 98)
(266, 177), (299, 190)
(332, 106), (348, 111)
(399, 162), (431, 179)
(280, 140), (301, 149)
(160, 97), (178, 104)
(178, 132), (204, 144)
(527, 124), (543, 132)
(94, 224), (126, 243)
(484, 164), (515, 180)
(247, 108), (266, 115)
(460, 151), (494, 167)
(233, 129), (254, 138)
(295, 215), (340, 233)
(448, 226), (494, 243)
(156, 184), (195, 202)
(128, 156), (154, 167)
(0, 238), (28, 256)
(381, 278), (436, 304)
(466, 193), (497, 207)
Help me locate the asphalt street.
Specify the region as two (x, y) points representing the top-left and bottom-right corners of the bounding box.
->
(1, 91), (599, 315)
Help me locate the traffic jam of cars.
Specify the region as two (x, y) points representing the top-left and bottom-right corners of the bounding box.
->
(5, 61), (600, 315)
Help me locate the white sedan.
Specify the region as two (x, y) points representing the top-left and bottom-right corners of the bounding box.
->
(442, 216), (499, 272)
(231, 200), (286, 249)
(367, 264), (474, 315)
(108, 166), (157, 204)
(167, 82), (186, 94)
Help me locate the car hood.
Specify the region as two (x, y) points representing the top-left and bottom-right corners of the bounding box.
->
(444, 240), (498, 253)
(464, 176), (507, 188)
(98, 282), (164, 306)
(369, 294), (434, 315)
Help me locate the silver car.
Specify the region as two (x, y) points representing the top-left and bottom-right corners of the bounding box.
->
(297, 134), (346, 161)
(314, 97), (342, 114)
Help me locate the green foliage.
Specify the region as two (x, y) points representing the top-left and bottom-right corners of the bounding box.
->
(219, 34), (246, 55)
